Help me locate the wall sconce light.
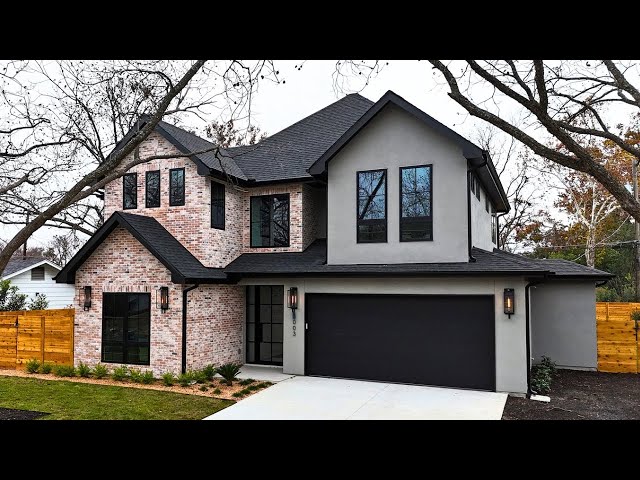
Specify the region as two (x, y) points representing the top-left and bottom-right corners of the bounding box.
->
(159, 286), (169, 312)
(83, 286), (92, 311)
(287, 287), (298, 319)
(504, 288), (515, 318)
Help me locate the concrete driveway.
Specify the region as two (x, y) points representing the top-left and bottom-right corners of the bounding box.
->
(205, 376), (508, 420)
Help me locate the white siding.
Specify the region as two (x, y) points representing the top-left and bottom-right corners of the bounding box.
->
(6, 265), (75, 309)
(471, 183), (495, 251)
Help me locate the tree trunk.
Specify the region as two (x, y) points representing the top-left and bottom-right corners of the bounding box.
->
(585, 228), (596, 268)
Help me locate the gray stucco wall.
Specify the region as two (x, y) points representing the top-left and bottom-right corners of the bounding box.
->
(239, 276), (529, 394)
(470, 184), (495, 251)
(327, 104), (469, 264)
(530, 281), (597, 369)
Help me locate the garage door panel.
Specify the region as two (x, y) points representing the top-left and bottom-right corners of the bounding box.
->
(305, 294), (495, 390)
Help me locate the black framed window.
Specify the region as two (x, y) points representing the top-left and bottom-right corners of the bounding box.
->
(123, 173), (137, 210)
(491, 206), (497, 244)
(211, 181), (225, 230)
(484, 190), (490, 213)
(169, 168), (185, 206)
(145, 170), (160, 208)
(250, 194), (290, 247)
(102, 292), (150, 365)
(357, 169), (387, 243)
(400, 165), (433, 242)
(246, 285), (283, 366)
(470, 173), (476, 195)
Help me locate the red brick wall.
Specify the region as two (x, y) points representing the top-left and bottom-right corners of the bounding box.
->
(74, 227), (245, 376)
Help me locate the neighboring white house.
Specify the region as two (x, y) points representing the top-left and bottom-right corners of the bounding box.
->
(1, 257), (75, 309)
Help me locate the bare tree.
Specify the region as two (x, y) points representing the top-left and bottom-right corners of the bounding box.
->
(0, 60), (282, 273)
(205, 120), (267, 147)
(43, 233), (82, 266)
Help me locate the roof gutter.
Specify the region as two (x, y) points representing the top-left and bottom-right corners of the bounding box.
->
(182, 284), (199, 374)
(467, 156), (488, 262)
(525, 279), (544, 398)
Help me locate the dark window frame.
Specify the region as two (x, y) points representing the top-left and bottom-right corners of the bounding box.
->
(474, 175), (481, 200)
(399, 164), (433, 243)
(356, 168), (388, 244)
(211, 181), (225, 230)
(246, 285), (284, 366)
(145, 170), (161, 208)
(484, 190), (490, 213)
(491, 206), (497, 245)
(122, 172), (137, 210)
(31, 266), (45, 281)
(169, 168), (185, 206)
(250, 193), (291, 248)
(101, 292), (151, 366)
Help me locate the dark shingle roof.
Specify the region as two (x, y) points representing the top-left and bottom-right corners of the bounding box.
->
(55, 212), (227, 284)
(491, 248), (613, 278)
(1, 257), (51, 278)
(224, 94), (374, 182)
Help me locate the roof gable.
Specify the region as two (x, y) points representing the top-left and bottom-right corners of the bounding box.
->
(1, 258), (61, 280)
(307, 90), (509, 212)
(55, 212), (228, 284)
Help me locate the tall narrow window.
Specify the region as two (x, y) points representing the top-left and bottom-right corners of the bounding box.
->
(169, 168), (185, 206)
(491, 206), (497, 244)
(400, 165), (433, 241)
(250, 194), (290, 247)
(357, 169), (387, 243)
(485, 190), (490, 213)
(145, 170), (160, 208)
(211, 181), (225, 229)
(123, 173), (137, 210)
(470, 173), (476, 195)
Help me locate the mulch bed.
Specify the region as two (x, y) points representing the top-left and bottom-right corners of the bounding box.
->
(502, 369), (640, 420)
(0, 407), (48, 420)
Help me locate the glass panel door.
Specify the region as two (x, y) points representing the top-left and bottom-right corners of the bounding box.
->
(246, 285), (283, 366)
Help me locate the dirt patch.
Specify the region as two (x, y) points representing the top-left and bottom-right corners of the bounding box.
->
(502, 369), (640, 420)
(0, 407), (48, 420)
(0, 369), (272, 402)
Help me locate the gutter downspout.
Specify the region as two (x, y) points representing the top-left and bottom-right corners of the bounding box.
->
(467, 156), (488, 262)
(182, 284), (199, 374)
(525, 279), (544, 398)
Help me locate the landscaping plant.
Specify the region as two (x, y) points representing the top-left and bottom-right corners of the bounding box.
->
(216, 362), (242, 386)
(199, 385), (208, 392)
(77, 362), (91, 378)
(141, 370), (154, 384)
(92, 364), (108, 379)
(162, 372), (175, 386)
(177, 372), (195, 387)
(193, 369), (208, 384)
(53, 365), (76, 377)
(202, 364), (216, 381)
(25, 358), (41, 374)
(111, 366), (128, 382)
(631, 310), (640, 322)
(213, 388), (221, 395)
(239, 378), (255, 386)
(129, 368), (143, 383)
(40, 362), (53, 374)
(531, 356), (557, 395)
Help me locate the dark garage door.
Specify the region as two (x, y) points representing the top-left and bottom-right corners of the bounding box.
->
(305, 294), (495, 391)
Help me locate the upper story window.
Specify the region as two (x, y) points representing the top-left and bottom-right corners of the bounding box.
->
(491, 206), (497, 244)
(31, 266), (45, 281)
(357, 169), (387, 243)
(484, 190), (490, 213)
(474, 176), (480, 200)
(250, 194), (290, 247)
(169, 168), (185, 206)
(145, 170), (160, 208)
(123, 173), (137, 210)
(400, 165), (433, 242)
(211, 181), (225, 230)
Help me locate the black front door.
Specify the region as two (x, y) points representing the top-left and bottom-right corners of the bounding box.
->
(246, 286), (284, 365)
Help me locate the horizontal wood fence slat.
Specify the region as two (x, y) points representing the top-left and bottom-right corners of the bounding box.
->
(596, 302), (639, 373)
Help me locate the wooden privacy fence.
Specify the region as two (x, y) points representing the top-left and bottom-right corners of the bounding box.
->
(0, 308), (74, 370)
(596, 302), (640, 373)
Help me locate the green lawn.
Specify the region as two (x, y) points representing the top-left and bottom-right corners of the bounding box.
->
(0, 376), (233, 420)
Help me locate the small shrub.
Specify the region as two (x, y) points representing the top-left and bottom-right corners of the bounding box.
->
(531, 356), (558, 395)
(177, 372), (195, 387)
(77, 362), (91, 378)
(239, 378), (255, 386)
(192, 369), (208, 384)
(256, 382), (271, 389)
(232, 391), (243, 398)
(40, 362), (53, 374)
(216, 362), (242, 386)
(240, 388), (252, 396)
(162, 372), (175, 386)
(202, 364), (216, 381)
(141, 370), (154, 384)
(199, 385), (208, 392)
(213, 388), (221, 395)
(26, 358), (41, 374)
(92, 363), (108, 379)
(111, 365), (128, 382)
(53, 364), (76, 377)
(248, 384), (259, 391)
(129, 368), (143, 383)
(28, 293), (49, 311)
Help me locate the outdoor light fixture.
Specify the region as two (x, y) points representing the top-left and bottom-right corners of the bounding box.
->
(288, 287), (298, 319)
(159, 286), (169, 312)
(83, 286), (92, 311)
(504, 288), (515, 318)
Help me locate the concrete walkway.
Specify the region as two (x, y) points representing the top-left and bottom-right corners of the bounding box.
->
(205, 376), (508, 420)
(235, 365), (295, 383)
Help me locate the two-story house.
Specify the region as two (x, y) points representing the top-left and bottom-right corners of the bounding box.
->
(56, 91), (612, 395)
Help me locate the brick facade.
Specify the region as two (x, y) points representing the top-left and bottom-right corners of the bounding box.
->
(74, 227), (245, 376)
